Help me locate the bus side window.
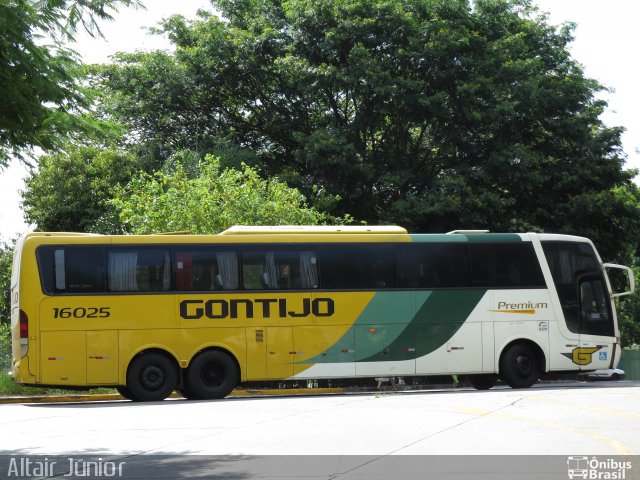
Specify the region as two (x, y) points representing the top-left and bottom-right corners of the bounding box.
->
(320, 245), (394, 290)
(175, 249), (238, 291)
(396, 244), (470, 289)
(242, 252), (268, 290)
(108, 248), (170, 292)
(39, 247), (106, 294)
(241, 250), (317, 290)
(470, 243), (545, 288)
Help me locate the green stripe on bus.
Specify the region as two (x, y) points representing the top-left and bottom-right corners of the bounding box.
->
(301, 290), (486, 364)
(409, 233), (521, 243)
(360, 289), (486, 362)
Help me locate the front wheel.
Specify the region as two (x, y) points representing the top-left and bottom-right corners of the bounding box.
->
(185, 350), (239, 400)
(499, 343), (540, 389)
(126, 352), (178, 402)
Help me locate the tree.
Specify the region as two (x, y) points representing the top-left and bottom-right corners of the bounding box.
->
(21, 146), (142, 233)
(0, 242), (12, 326)
(0, 0), (141, 167)
(110, 155), (333, 234)
(96, 0), (640, 260)
(0, 242), (12, 374)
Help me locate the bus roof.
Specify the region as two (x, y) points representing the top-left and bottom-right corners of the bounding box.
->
(219, 225), (408, 235)
(18, 229), (592, 245)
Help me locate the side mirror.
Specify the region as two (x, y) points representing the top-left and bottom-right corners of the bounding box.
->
(603, 263), (635, 298)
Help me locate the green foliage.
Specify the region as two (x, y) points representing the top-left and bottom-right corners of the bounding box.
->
(22, 146), (142, 233)
(91, 51), (207, 162)
(0, 322), (10, 373)
(0, 0), (141, 166)
(111, 155), (335, 234)
(0, 242), (12, 327)
(0, 243), (12, 377)
(93, 0), (640, 260)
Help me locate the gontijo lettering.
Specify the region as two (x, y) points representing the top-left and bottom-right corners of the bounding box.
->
(180, 297), (335, 320)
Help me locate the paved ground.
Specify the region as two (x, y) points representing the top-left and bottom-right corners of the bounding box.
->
(1, 382), (638, 479)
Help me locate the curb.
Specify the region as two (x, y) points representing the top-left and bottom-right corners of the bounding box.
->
(0, 387), (350, 404)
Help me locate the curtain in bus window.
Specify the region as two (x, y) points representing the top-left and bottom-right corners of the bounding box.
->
(216, 252), (238, 290)
(300, 251), (318, 289)
(264, 252), (279, 289)
(108, 252), (138, 291)
(54, 249), (66, 290)
(162, 251), (171, 290)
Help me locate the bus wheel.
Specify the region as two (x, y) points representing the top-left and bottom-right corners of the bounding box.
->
(127, 352), (178, 402)
(185, 350), (238, 400)
(177, 385), (197, 400)
(466, 374), (498, 390)
(116, 385), (138, 401)
(499, 343), (539, 389)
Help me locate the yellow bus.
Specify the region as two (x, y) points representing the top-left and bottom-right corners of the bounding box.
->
(11, 226), (634, 401)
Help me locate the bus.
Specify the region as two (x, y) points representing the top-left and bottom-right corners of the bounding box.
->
(10, 226), (634, 401)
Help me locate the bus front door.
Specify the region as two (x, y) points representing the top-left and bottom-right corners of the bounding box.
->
(577, 273), (616, 371)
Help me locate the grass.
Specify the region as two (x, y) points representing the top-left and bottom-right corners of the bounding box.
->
(0, 372), (116, 397)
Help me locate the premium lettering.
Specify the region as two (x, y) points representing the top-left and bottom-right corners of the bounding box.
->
(497, 301), (548, 310)
(180, 298), (335, 320)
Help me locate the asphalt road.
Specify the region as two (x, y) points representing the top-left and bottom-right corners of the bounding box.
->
(0, 382), (638, 479)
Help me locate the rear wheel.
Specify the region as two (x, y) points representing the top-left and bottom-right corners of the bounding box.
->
(178, 384), (197, 400)
(116, 385), (138, 401)
(499, 343), (540, 389)
(466, 374), (498, 390)
(185, 350), (238, 400)
(126, 352), (178, 402)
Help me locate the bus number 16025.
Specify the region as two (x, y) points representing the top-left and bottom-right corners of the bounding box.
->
(53, 307), (111, 319)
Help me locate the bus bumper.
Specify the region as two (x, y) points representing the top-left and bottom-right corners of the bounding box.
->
(12, 356), (36, 384)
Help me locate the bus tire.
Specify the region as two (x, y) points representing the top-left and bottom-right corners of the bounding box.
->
(116, 385), (138, 401)
(185, 350), (238, 400)
(466, 374), (498, 390)
(178, 385), (197, 400)
(499, 343), (539, 389)
(126, 352), (178, 402)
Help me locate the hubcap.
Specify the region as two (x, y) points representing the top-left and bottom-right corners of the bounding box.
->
(202, 362), (222, 387)
(516, 354), (533, 377)
(141, 365), (165, 390)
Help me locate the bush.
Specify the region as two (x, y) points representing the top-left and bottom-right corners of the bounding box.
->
(0, 322), (10, 374)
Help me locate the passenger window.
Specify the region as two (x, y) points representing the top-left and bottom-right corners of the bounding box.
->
(320, 245), (395, 289)
(38, 247), (106, 294)
(241, 249), (318, 290)
(108, 248), (171, 292)
(397, 244), (471, 288)
(470, 243), (545, 288)
(175, 249), (238, 291)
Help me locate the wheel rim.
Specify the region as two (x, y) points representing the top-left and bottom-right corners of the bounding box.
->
(141, 365), (165, 391)
(201, 361), (223, 388)
(515, 353), (533, 378)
